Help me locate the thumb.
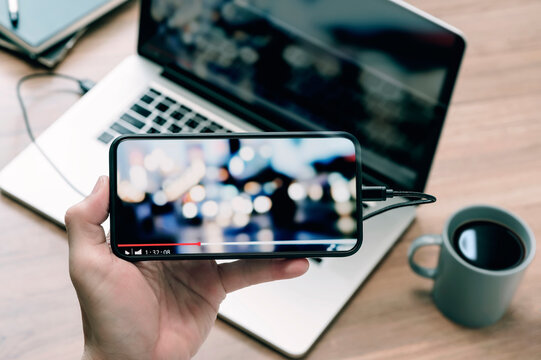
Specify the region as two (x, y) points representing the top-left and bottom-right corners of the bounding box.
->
(65, 176), (109, 252)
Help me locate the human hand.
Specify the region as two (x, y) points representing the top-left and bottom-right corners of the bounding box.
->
(66, 176), (309, 360)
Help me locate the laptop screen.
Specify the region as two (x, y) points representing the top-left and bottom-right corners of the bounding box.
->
(138, 0), (465, 191)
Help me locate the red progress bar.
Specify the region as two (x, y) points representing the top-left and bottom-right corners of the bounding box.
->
(118, 242), (201, 247)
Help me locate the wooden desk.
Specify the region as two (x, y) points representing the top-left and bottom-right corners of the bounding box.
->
(1, 1), (540, 358)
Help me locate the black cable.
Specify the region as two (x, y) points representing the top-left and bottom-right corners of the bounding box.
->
(361, 186), (436, 221)
(16, 72), (95, 197)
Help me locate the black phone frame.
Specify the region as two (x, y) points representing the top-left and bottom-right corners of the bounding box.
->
(109, 131), (363, 261)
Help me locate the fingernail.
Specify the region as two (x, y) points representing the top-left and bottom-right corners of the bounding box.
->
(91, 176), (103, 195)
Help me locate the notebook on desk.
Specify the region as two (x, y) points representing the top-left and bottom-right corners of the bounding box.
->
(0, 29), (86, 68)
(0, 0), (465, 357)
(0, 0), (128, 54)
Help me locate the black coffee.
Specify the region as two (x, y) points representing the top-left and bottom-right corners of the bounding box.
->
(452, 221), (525, 270)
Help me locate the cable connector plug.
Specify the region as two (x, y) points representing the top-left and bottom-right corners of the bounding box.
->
(78, 79), (96, 94)
(361, 186), (394, 201)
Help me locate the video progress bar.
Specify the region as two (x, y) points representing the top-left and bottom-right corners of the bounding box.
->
(118, 242), (201, 247)
(118, 239), (356, 247)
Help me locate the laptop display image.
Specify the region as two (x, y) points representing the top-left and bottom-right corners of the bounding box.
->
(137, 0), (464, 191)
(0, 0), (465, 357)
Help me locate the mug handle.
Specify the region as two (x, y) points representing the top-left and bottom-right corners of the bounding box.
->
(408, 234), (442, 279)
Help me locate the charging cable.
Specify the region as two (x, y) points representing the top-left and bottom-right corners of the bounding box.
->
(361, 186), (436, 220)
(16, 72), (95, 197)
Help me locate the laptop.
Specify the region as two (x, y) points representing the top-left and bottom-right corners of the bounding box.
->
(0, 0), (465, 357)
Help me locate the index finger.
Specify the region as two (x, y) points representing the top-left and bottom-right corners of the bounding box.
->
(217, 258), (309, 293)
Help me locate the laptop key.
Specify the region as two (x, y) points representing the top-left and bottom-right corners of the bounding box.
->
(141, 95), (154, 105)
(185, 118), (199, 129)
(180, 104), (192, 112)
(168, 124), (182, 133)
(153, 115), (167, 126)
(164, 96), (177, 104)
(121, 113), (145, 129)
(131, 104), (151, 118)
(193, 114), (207, 122)
(111, 122), (134, 134)
(170, 111), (183, 120)
(200, 126), (213, 133)
(147, 127), (160, 134)
(97, 132), (114, 144)
(148, 88), (161, 96)
(156, 102), (170, 112)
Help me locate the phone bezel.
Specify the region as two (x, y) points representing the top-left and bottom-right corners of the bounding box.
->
(109, 131), (363, 261)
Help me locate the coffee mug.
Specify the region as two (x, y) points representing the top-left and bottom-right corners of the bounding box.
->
(408, 204), (535, 327)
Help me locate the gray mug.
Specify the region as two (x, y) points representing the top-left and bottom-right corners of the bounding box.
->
(408, 205), (535, 327)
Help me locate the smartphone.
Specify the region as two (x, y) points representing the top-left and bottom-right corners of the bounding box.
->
(109, 132), (362, 260)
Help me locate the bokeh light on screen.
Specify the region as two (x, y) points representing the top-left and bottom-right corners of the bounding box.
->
(182, 202), (197, 219)
(189, 185), (206, 202)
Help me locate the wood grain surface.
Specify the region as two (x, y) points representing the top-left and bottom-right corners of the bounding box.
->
(0, 0), (540, 359)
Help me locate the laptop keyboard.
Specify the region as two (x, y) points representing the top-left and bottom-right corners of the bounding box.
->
(97, 87), (232, 144)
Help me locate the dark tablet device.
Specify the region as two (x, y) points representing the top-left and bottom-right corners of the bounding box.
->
(109, 132), (362, 260)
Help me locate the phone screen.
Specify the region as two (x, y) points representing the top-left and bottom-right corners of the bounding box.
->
(110, 132), (362, 260)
